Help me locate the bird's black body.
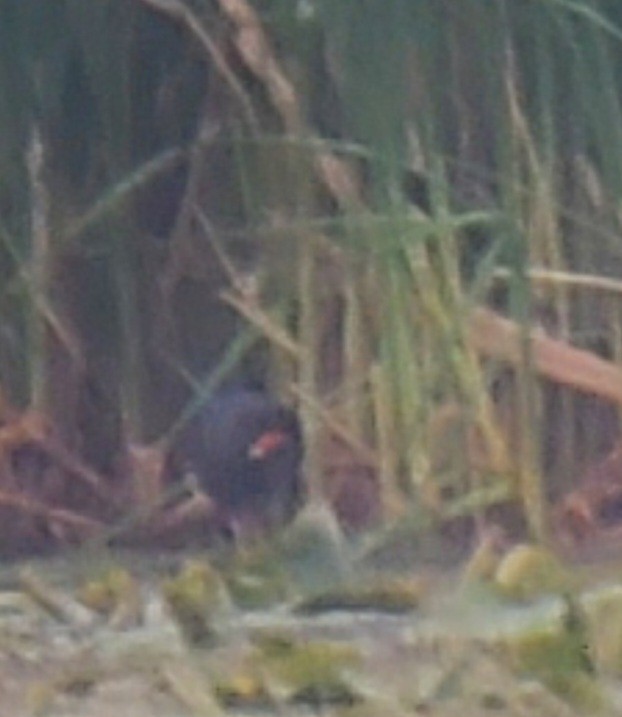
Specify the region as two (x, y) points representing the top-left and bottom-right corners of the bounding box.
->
(168, 388), (303, 529)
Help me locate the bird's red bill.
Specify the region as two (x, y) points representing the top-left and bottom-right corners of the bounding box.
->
(248, 429), (289, 460)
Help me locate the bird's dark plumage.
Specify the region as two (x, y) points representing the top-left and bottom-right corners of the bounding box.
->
(167, 388), (303, 530)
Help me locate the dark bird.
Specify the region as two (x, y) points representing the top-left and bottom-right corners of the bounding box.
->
(167, 387), (304, 533)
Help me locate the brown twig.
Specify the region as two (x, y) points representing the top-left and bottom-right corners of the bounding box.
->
(217, 0), (303, 132)
(289, 384), (379, 469)
(215, 0), (364, 210)
(220, 289), (304, 359)
(0, 410), (109, 501)
(469, 306), (622, 404)
(20, 568), (97, 626)
(136, 0), (259, 130)
(0, 490), (104, 533)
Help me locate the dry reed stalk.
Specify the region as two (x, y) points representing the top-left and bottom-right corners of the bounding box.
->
(469, 306), (622, 404)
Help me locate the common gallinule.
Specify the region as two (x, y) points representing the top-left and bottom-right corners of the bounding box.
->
(167, 387), (303, 532)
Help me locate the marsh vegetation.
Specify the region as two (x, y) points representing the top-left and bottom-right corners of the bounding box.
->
(3, 1), (622, 714)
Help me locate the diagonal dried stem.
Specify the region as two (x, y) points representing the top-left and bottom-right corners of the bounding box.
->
(136, 0), (259, 130)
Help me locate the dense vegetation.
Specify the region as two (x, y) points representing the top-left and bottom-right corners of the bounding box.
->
(1, 0), (622, 550)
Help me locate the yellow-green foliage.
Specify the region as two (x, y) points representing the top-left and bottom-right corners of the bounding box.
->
(254, 634), (361, 703)
(78, 568), (139, 616)
(505, 598), (605, 711)
(494, 545), (572, 601)
(162, 560), (231, 644)
(586, 587), (622, 674)
(294, 577), (425, 615)
(213, 672), (272, 709)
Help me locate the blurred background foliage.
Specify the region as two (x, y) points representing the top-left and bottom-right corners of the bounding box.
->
(1, 0), (622, 543)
